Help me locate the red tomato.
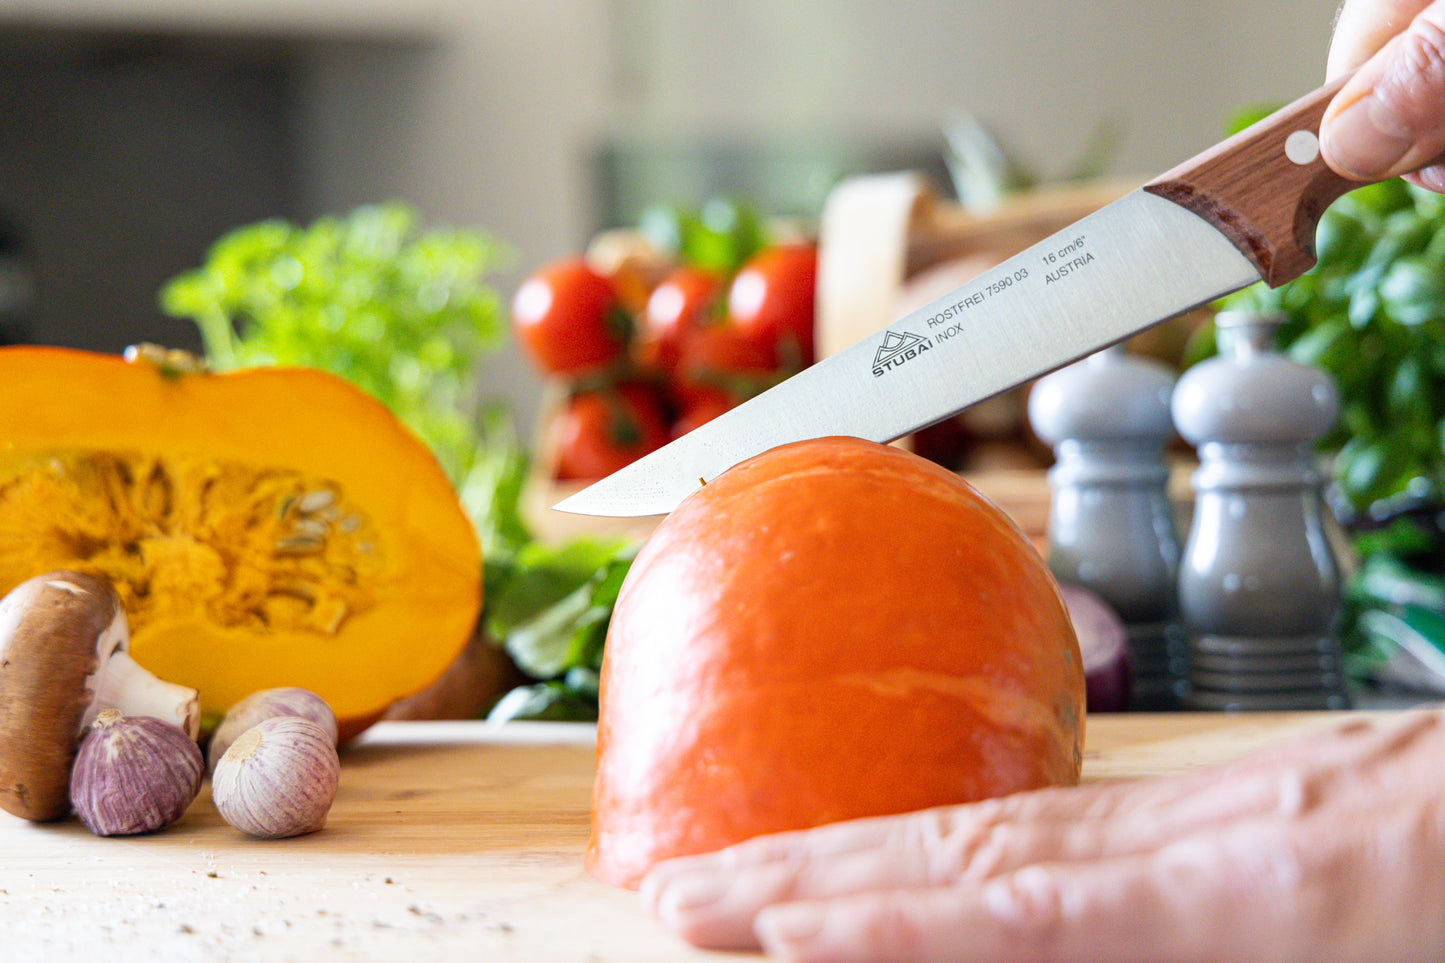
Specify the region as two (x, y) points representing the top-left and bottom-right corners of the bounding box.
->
(550, 384), (669, 481)
(670, 388), (737, 439)
(671, 319), (774, 408)
(636, 267), (723, 375)
(726, 243), (818, 370)
(511, 259), (630, 375)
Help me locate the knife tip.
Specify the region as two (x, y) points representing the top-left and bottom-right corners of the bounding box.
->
(550, 488), (670, 519)
(549, 490), (596, 516)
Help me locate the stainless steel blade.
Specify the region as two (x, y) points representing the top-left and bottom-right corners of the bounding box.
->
(554, 189), (1259, 517)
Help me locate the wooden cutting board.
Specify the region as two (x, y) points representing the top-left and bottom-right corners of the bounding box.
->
(0, 712), (1393, 961)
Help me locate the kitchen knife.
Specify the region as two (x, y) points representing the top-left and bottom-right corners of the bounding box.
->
(556, 75), (1374, 518)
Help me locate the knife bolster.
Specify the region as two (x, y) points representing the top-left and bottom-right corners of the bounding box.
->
(1144, 75), (1363, 289)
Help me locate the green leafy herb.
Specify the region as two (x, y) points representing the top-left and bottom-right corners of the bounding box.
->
(159, 202), (512, 513)
(485, 542), (636, 721)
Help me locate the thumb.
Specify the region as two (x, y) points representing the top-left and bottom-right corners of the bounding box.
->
(1321, 1), (1445, 182)
(1327, 0), (1434, 78)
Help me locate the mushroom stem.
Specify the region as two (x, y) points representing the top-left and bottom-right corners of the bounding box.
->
(85, 650), (200, 740)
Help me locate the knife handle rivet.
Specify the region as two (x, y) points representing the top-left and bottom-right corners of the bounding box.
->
(1284, 130), (1320, 165)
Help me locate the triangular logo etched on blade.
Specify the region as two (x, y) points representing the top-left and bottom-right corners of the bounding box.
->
(872, 330), (928, 368)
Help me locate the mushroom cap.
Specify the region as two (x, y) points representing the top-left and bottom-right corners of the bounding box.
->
(0, 571), (125, 821)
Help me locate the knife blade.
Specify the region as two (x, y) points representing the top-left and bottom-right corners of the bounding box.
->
(555, 75), (1369, 518)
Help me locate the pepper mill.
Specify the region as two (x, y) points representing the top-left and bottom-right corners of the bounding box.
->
(1028, 345), (1188, 709)
(1171, 310), (1348, 709)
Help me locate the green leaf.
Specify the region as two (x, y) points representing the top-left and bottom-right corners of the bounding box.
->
(1380, 256), (1445, 326)
(561, 551), (634, 672)
(1354, 554), (1445, 610)
(1313, 207), (1371, 266)
(1386, 355), (1427, 413)
(486, 681), (598, 722)
(459, 405), (534, 558)
(485, 539), (636, 684)
(1346, 178), (1414, 216)
(563, 666), (601, 700)
(1352, 518), (1444, 562)
(1285, 317), (1355, 370)
(1347, 287), (1380, 329)
(1339, 433), (1424, 508)
(485, 538), (629, 642)
(502, 583), (600, 678)
(636, 196), (773, 275)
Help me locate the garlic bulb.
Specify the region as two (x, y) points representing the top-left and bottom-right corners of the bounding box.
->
(212, 716), (339, 838)
(207, 687), (338, 774)
(69, 709), (204, 836)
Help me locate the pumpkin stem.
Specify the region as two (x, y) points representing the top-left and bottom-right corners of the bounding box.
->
(123, 343), (211, 378)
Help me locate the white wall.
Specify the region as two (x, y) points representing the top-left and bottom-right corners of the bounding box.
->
(296, 5), (620, 434)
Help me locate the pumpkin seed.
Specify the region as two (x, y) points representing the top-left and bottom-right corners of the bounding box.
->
(275, 535), (325, 555)
(296, 488), (336, 514)
(315, 597), (349, 635)
(289, 518), (329, 540)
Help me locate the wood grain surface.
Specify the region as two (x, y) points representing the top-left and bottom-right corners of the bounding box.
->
(0, 712), (1391, 961)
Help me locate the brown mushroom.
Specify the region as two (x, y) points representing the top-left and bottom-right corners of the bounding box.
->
(0, 571), (199, 821)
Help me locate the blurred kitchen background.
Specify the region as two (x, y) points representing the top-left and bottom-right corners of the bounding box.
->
(0, 0), (1334, 431)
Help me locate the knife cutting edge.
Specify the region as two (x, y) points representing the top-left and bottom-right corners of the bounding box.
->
(555, 75), (1371, 518)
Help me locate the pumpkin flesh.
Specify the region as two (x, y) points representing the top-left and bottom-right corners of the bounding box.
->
(0, 347), (481, 732)
(588, 436), (1084, 889)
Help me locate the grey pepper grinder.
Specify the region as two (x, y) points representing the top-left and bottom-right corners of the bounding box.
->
(1028, 345), (1188, 709)
(1171, 310), (1348, 709)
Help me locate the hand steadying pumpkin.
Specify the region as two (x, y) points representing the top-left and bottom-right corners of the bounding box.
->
(642, 707), (1445, 962)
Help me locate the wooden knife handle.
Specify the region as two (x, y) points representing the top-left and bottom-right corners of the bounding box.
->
(1145, 75), (1368, 288)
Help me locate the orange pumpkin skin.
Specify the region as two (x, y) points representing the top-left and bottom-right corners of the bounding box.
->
(0, 346), (481, 737)
(588, 436), (1083, 889)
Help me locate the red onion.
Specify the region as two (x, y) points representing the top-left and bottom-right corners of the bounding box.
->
(1058, 582), (1132, 712)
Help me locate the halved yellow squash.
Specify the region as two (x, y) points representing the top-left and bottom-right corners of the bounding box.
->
(0, 346), (481, 738)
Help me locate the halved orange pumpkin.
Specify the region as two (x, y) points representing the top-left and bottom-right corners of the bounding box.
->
(0, 346), (481, 738)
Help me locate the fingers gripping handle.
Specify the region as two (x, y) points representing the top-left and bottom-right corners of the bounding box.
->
(1145, 75), (1366, 288)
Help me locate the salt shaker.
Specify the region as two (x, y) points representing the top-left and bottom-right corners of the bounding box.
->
(1171, 310), (1347, 709)
(1028, 345), (1188, 709)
